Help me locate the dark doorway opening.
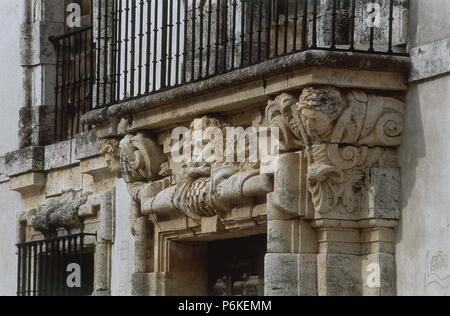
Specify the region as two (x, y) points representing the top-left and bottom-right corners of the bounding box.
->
(207, 234), (266, 296)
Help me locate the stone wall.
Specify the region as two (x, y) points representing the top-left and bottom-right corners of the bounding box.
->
(4, 0), (450, 297)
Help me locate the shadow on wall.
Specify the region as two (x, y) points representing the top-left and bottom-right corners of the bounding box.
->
(396, 83), (426, 247)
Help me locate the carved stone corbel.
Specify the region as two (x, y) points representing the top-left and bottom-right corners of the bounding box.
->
(265, 86), (404, 296)
(30, 190), (89, 235)
(138, 117), (273, 221)
(267, 86), (404, 219)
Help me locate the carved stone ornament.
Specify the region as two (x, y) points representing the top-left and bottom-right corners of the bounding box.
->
(101, 138), (121, 177)
(31, 191), (88, 233)
(102, 117), (273, 221)
(119, 132), (167, 183)
(140, 117), (273, 221)
(267, 86), (404, 215)
(102, 132), (167, 183)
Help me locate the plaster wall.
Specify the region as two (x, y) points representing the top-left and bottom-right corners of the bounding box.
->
(396, 0), (450, 296)
(0, 0), (24, 296)
(0, 182), (23, 295)
(0, 0), (22, 155)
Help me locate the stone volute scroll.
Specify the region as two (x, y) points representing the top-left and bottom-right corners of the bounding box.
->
(101, 132), (167, 205)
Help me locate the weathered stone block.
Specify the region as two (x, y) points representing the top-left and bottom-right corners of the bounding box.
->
(132, 272), (168, 296)
(317, 253), (362, 296)
(297, 254), (318, 296)
(18, 105), (55, 148)
(410, 37), (450, 81)
(75, 130), (102, 160)
(267, 219), (298, 253)
(273, 153), (301, 216)
(363, 168), (401, 220)
(267, 193), (294, 221)
(80, 156), (110, 178)
(265, 253), (299, 296)
(94, 241), (110, 292)
(264, 253), (317, 296)
(45, 167), (82, 197)
(361, 253), (396, 296)
(5, 146), (45, 176)
(201, 215), (224, 234)
(44, 139), (73, 170)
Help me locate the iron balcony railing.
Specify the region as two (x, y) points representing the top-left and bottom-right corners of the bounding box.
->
(51, 0), (408, 140)
(51, 27), (95, 142)
(16, 233), (96, 296)
(93, 0), (408, 109)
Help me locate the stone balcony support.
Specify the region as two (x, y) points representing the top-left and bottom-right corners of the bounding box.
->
(83, 49), (408, 296)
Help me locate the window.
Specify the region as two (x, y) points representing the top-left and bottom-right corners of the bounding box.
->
(17, 234), (96, 296)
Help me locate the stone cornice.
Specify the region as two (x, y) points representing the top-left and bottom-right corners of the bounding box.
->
(82, 50), (410, 128)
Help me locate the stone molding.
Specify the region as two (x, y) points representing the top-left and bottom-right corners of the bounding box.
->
(82, 51), (409, 130)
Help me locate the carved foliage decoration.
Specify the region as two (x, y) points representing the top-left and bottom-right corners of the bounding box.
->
(267, 86), (404, 215)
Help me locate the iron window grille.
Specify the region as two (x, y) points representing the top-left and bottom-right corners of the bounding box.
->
(16, 233), (96, 296)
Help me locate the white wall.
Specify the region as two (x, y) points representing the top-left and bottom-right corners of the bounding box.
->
(0, 0), (22, 155)
(0, 182), (23, 296)
(397, 75), (450, 296)
(0, 0), (24, 296)
(396, 0), (450, 296)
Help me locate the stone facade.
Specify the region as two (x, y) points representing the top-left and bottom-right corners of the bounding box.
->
(0, 0), (449, 297)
